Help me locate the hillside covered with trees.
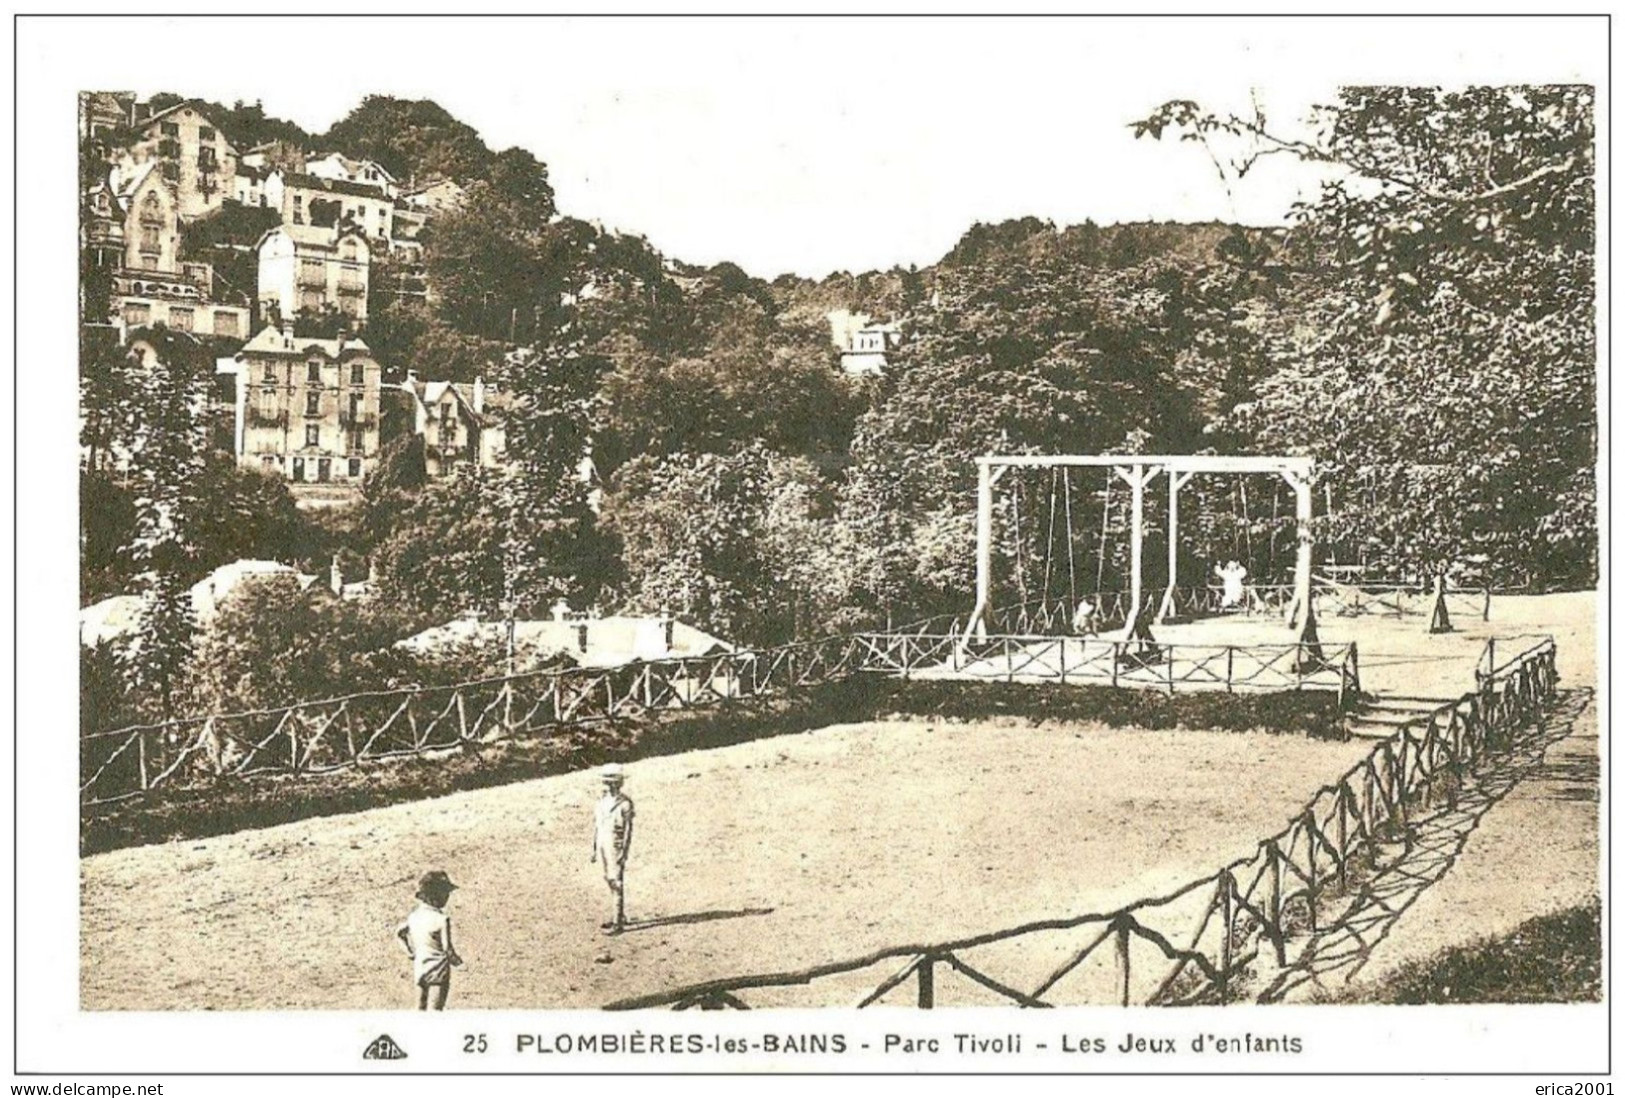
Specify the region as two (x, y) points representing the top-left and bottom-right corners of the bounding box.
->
(84, 85), (1597, 728)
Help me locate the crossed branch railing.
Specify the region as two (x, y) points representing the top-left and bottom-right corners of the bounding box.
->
(603, 635), (1557, 1010)
(897, 582), (1493, 638)
(80, 628), (1360, 805)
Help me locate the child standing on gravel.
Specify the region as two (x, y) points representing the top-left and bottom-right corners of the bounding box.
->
(397, 870), (463, 1010)
(590, 765), (636, 934)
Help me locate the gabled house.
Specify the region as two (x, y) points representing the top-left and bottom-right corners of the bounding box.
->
(85, 164), (249, 338)
(117, 100), (237, 221)
(78, 91), (136, 141)
(305, 152), (399, 198)
(390, 373), (505, 477)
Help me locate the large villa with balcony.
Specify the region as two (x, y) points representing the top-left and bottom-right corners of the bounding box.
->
(232, 326), (382, 502)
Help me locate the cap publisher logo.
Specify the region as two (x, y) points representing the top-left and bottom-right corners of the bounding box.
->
(364, 1034), (408, 1060)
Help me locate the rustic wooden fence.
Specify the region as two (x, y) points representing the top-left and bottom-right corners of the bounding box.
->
(80, 627), (1361, 805)
(80, 633), (869, 805)
(872, 633), (1359, 702)
(901, 582), (1493, 638)
(604, 635), (1557, 1010)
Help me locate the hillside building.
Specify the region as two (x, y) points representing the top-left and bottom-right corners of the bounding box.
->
(389, 373), (506, 477)
(83, 164), (250, 338)
(117, 100), (237, 221)
(827, 309), (902, 375)
(305, 152), (399, 198)
(233, 327), (382, 492)
(256, 223), (371, 326)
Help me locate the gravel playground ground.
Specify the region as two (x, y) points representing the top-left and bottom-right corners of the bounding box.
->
(81, 718), (1370, 1010)
(80, 591), (1598, 1010)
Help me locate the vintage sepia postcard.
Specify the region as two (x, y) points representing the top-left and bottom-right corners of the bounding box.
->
(11, 9), (1611, 1088)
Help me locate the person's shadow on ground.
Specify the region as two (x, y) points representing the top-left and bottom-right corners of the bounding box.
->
(619, 907), (776, 933)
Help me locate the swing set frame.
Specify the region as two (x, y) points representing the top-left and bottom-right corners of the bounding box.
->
(968, 453), (1317, 643)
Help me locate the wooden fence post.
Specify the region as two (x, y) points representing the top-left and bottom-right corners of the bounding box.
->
(1218, 873), (1233, 1003)
(917, 955), (935, 1008)
(1226, 647), (1234, 693)
(137, 730), (149, 792)
(1116, 918), (1132, 1007)
(1303, 812), (1318, 931)
(1336, 785), (1349, 891)
(1267, 842), (1285, 965)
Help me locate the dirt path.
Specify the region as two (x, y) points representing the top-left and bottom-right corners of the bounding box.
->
(1266, 686), (1598, 1002)
(81, 720), (1367, 1010)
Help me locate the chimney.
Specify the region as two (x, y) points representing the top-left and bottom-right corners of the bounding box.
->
(472, 376), (485, 415)
(662, 616), (675, 652)
(551, 598), (570, 622)
(329, 557), (343, 596)
(576, 622), (588, 653)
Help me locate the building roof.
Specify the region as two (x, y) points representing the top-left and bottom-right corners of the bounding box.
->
(140, 99), (199, 128)
(111, 160), (161, 202)
(311, 152), (398, 183)
(139, 100), (238, 154)
(255, 222), (370, 253)
(279, 171), (391, 201)
(396, 377), (489, 424)
(80, 560), (318, 648)
(396, 616), (734, 670)
(402, 179), (467, 210)
(238, 326), (373, 360)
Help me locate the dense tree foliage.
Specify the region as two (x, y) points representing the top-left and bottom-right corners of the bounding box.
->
(602, 444), (863, 643)
(82, 85), (1597, 728)
(319, 96), (497, 187)
(1137, 85), (1596, 584)
(117, 329), (213, 717)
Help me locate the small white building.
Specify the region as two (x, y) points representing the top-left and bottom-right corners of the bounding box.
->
(256, 223), (371, 324)
(304, 152), (399, 198)
(826, 309), (901, 376)
(390, 373), (506, 477)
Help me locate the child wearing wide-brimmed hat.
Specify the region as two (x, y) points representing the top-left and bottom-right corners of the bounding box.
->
(590, 764), (636, 934)
(396, 870), (463, 1010)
